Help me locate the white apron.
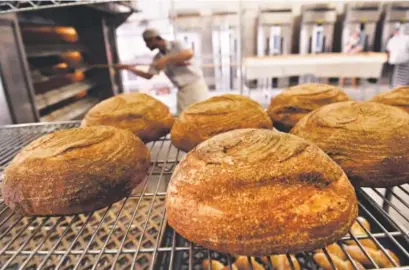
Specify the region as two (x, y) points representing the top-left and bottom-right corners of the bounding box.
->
(177, 78), (209, 114)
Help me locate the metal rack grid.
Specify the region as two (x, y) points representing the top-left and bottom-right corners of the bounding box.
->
(0, 0), (133, 14)
(0, 122), (408, 270)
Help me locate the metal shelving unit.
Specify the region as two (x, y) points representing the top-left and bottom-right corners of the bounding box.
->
(25, 44), (87, 58)
(0, 1), (135, 14)
(39, 97), (99, 122)
(0, 122), (408, 269)
(0, 0), (133, 125)
(35, 79), (96, 110)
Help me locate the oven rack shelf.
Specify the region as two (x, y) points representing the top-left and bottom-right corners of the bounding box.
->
(0, 0), (135, 15)
(35, 79), (97, 110)
(0, 122), (408, 270)
(39, 97), (99, 122)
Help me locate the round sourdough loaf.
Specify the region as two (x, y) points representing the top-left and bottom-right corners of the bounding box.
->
(166, 129), (357, 256)
(82, 93), (174, 142)
(171, 94), (272, 152)
(267, 83), (350, 132)
(291, 101), (409, 187)
(370, 86), (409, 114)
(2, 126), (150, 216)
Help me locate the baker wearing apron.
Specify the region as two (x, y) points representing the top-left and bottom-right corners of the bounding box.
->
(117, 28), (209, 114)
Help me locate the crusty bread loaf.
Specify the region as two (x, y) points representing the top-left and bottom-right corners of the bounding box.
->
(2, 126), (150, 216)
(82, 93), (174, 143)
(370, 86), (409, 113)
(315, 243), (346, 260)
(345, 217), (377, 250)
(202, 259), (238, 270)
(166, 129), (357, 256)
(202, 259), (226, 270)
(262, 255), (300, 270)
(313, 253), (365, 270)
(344, 245), (400, 268)
(267, 83), (350, 132)
(171, 94), (272, 152)
(234, 257), (264, 270)
(291, 101), (409, 187)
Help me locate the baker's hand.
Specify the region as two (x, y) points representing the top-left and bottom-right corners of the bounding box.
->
(152, 57), (168, 71)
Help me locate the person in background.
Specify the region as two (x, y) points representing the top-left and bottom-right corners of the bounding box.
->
(387, 23), (409, 88)
(340, 25), (365, 88)
(117, 28), (209, 114)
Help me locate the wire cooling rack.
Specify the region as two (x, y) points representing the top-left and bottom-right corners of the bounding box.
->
(0, 121), (408, 270)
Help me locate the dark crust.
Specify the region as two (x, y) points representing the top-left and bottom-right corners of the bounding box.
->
(3, 126), (150, 216)
(268, 83), (350, 131)
(171, 94), (272, 152)
(166, 129), (358, 256)
(82, 93), (174, 143)
(291, 101), (409, 187)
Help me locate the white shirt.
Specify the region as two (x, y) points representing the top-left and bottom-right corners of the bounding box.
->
(148, 40), (204, 88)
(387, 34), (409, 65)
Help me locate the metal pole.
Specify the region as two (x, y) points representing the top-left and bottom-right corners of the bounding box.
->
(238, 0), (244, 95)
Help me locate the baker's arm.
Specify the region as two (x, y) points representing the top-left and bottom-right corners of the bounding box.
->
(152, 49), (193, 70)
(166, 49), (193, 64)
(115, 65), (154, 79)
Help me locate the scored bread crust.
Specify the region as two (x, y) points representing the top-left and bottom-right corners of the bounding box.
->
(3, 126), (150, 216)
(171, 94), (272, 152)
(166, 129), (357, 256)
(82, 93), (174, 142)
(267, 83), (350, 132)
(291, 101), (409, 187)
(370, 86), (409, 114)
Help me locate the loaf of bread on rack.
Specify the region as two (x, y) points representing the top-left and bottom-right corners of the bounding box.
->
(313, 216), (401, 269)
(166, 129), (358, 256)
(82, 93), (174, 143)
(345, 217), (377, 250)
(370, 86), (409, 114)
(344, 245), (400, 268)
(291, 101), (409, 187)
(314, 244), (400, 269)
(2, 126), (150, 216)
(170, 94), (272, 152)
(267, 83), (350, 132)
(202, 259), (229, 270)
(202, 259), (239, 270)
(261, 255), (300, 270)
(313, 252), (365, 270)
(234, 256), (264, 270)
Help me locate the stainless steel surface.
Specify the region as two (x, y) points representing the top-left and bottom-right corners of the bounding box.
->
(343, 3), (381, 52)
(299, 7), (336, 84)
(0, 70), (13, 125)
(257, 9), (294, 88)
(0, 122), (408, 269)
(301, 9), (337, 24)
(0, 14), (39, 124)
(385, 2), (409, 22)
(382, 3), (409, 51)
(344, 2), (381, 23)
(259, 11), (293, 25)
(212, 15), (240, 92)
(342, 22), (378, 52)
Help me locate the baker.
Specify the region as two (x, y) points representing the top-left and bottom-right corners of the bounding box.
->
(117, 28), (209, 114)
